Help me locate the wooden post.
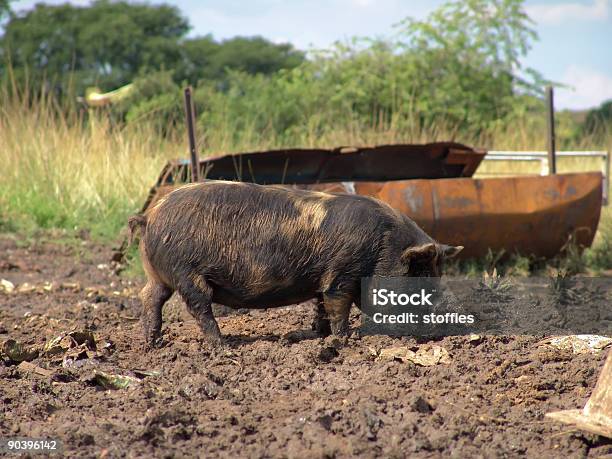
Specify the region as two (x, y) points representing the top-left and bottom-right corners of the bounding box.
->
(183, 87), (200, 183)
(547, 349), (612, 438)
(546, 86), (557, 175)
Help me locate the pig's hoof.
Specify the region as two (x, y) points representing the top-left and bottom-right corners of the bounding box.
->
(201, 338), (223, 348)
(198, 320), (222, 345)
(144, 335), (164, 350)
(330, 322), (350, 337)
(200, 330), (223, 346)
(312, 318), (331, 337)
(327, 335), (349, 347)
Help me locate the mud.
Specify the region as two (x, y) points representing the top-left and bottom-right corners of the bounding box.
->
(0, 234), (610, 458)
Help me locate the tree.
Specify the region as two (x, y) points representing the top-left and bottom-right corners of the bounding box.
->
(393, 0), (544, 130)
(583, 100), (612, 136)
(174, 35), (304, 84)
(209, 37), (304, 78)
(0, 0), (12, 19)
(173, 35), (220, 84)
(242, 0), (545, 137)
(0, 1), (305, 97)
(0, 0), (189, 94)
(182, 0), (547, 139)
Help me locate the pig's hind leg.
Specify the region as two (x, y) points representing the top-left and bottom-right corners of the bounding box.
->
(178, 275), (222, 345)
(140, 281), (173, 348)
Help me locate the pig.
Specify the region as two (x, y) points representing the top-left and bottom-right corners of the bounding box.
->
(128, 180), (463, 347)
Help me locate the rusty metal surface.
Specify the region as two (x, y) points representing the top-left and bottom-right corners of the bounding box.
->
(164, 142), (485, 185)
(304, 173), (603, 259)
(379, 172), (602, 258)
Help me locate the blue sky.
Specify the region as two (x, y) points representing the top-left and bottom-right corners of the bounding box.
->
(10, 0), (612, 110)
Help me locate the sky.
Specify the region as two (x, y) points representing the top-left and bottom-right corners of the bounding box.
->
(10, 0), (612, 110)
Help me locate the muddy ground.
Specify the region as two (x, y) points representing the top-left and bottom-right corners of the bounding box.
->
(0, 234), (610, 458)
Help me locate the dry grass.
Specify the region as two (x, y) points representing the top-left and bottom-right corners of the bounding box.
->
(0, 90), (610, 269)
(0, 95), (178, 237)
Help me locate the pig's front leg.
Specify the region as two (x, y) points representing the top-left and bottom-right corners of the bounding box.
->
(323, 293), (352, 336)
(312, 298), (331, 336)
(178, 275), (222, 345)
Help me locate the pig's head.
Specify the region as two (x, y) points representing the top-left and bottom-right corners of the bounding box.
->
(399, 242), (463, 277)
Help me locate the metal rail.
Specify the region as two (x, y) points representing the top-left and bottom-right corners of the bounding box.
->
(483, 150), (610, 205)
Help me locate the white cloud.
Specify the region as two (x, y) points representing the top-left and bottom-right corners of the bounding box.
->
(351, 0), (375, 7)
(526, 0), (610, 25)
(555, 65), (612, 109)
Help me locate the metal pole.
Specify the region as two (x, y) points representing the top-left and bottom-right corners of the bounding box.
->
(604, 150), (610, 206)
(546, 86), (557, 175)
(183, 86), (200, 183)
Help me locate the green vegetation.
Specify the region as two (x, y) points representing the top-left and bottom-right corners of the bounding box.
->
(583, 100), (612, 140)
(87, 0), (549, 140)
(0, 0), (610, 272)
(0, 0), (304, 94)
(0, 0), (11, 18)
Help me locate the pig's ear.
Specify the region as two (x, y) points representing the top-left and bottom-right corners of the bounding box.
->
(401, 243), (437, 263)
(440, 244), (463, 259)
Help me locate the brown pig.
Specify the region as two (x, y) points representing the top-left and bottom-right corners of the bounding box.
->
(128, 181), (462, 346)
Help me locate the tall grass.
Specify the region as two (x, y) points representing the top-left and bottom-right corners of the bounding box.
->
(0, 89), (179, 238)
(0, 85), (610, 271)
